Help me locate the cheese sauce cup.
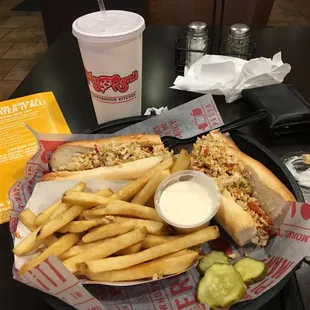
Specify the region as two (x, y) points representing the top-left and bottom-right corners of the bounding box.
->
(154, 170), (220, 233)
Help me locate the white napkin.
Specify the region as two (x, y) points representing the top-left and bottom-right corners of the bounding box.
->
(144, 106), (168, 115)
(171, 52), (291, 103)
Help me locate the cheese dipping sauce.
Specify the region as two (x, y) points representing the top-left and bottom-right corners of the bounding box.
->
(155, 170), (220, 228)
(159, 181), (212, 226)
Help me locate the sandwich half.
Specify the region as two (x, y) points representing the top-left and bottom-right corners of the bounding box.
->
(42, 134), (171, 181)
(191, 131), (295, 246)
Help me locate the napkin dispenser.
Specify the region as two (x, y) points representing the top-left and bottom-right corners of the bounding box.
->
(242, 84), (310, 137)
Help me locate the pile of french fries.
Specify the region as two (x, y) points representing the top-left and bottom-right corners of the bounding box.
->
(14, 153), (220, 282)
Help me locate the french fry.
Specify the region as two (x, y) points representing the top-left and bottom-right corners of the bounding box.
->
(80, 226), (220, 273)
(43, 235), (59, 247)
(58, 220), (98, 234)
(19, 209), (37, 231)
(73, 182), (87, 192)
(62, 190), (117, 206)
(142, 235), (180, 248)
(37, 205), (85, 240)
(96, 188), (113, 197)
(73, 189), (113, 221)
(78, 247), (187, 271)
(83, 202), (163, 222)
(62, 190), (121, 207)
(35, 182), (86, 225)
(113, 216), (170, 235)
(35, 200), (61, 225)
(131, 169), (170, 205)
(63, 190), (163, 222)
(116, 242), (143, 255)
(13, 226), (42, 256)
(303, 154), (310, 165)
(81, 214), (112, 224)
(82, 250), (199, 281)
(19, 209), (58, 247)
(48, 203), (71, 220)
(171, 149), (191, 173)
(49, 182), (91, 220)
(59, 239), (106, 261)
(82, 220), (136, 243)
(162, 249), (194, 258)
(18, 233), (80, 275)
(63, 227), (147, 273)
(110, 157), (174, 201)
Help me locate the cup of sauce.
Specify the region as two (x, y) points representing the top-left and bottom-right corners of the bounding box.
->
(154, 170), (220, 233)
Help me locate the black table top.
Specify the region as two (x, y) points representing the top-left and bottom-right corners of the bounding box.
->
(3, 25), (310, 309)
(10, 26), (310, 156)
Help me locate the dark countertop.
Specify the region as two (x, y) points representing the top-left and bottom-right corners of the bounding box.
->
(3, 25), (310, 309)
(10, 26), (310, 157)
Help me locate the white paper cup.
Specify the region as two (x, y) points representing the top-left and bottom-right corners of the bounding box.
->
(73, 11), (145, 124)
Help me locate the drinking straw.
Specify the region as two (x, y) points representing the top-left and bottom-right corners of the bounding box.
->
(97, 0), (107, 19)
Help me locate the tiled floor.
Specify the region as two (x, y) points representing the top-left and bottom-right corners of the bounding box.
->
(268, 0), (310, 26)
(0, 0), (310, 101)
(0, 0), (47, 101)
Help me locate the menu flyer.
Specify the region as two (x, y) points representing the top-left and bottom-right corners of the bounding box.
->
(0, 92), (71, 224)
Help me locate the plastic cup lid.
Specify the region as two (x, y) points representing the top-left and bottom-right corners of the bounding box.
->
(72, 10), (145, 43)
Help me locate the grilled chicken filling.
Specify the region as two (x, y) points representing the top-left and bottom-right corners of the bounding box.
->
(191, 134), (272, 246)
(58, 142), (171, 172)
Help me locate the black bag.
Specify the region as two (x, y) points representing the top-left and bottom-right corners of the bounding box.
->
(242, 84), (310, 137)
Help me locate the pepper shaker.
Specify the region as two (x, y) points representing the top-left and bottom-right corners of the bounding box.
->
(186, 21), (208, 68)
(226, 23), (250, 59)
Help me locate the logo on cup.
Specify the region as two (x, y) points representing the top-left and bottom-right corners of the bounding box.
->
(85, 69), (139, 94)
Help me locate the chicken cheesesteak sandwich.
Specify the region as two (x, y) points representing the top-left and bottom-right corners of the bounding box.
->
(42, 134), (172, 181)
(191, 131), (295, 246)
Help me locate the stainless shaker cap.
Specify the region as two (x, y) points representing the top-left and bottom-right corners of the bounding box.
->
(187, 21), (208, 34)
(229, 23), (250, 38)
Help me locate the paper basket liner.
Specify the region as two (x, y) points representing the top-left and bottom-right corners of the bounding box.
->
(9, 94), (310, 310)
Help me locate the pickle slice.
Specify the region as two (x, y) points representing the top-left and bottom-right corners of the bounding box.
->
(197, 250), (229, 274)
(234, 257), (267, 285)
(198, 263), (246, 308)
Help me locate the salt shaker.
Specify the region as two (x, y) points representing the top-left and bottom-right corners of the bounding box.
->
(186, 21), (208, 68)
(226, 23), (250, 59)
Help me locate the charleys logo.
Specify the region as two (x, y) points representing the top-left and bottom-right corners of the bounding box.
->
(85, 69), (139, 94)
